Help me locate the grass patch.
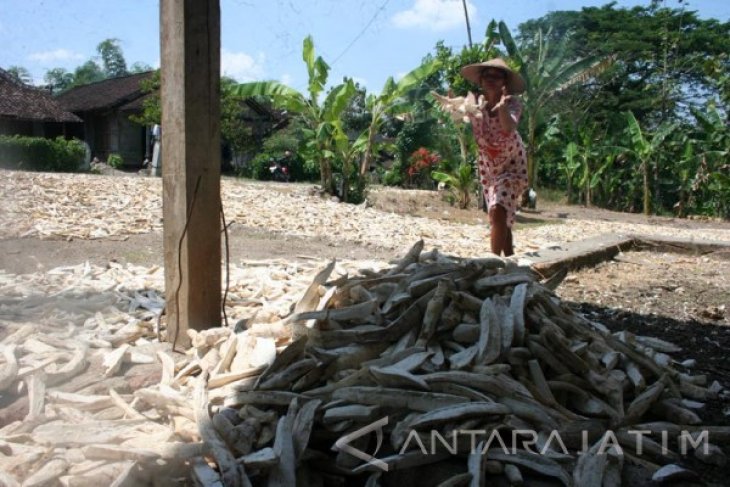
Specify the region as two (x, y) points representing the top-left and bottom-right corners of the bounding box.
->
(536, 187), (568, 204)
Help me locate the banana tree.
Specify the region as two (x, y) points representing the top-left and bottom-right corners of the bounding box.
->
(674, 140), (695, 217)
(708, 172), (730, 219)
(581, 154), (614, 208)
(230, 36), (356, 194)
(331, 120), (368, 203)
(358, 60), (440, 177)
(562, 142), (581, 202)
(498, 21), (613, 191)
(680, 105), (729, 217)
(432, 161), (476, 209)
(620, 111), (676, 215)
(690, 105), (729, 166)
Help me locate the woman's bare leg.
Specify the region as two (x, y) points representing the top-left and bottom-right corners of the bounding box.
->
(504, 227), (514, 256)
(488, 205), (509, 256)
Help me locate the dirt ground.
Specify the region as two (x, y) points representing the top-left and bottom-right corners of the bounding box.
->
(0, 225), (397, 275)
(1, 181), (728, 275)
(556, 251), (730, 486)
(367, 185), (730, 230)
(2, 178), (730, 485)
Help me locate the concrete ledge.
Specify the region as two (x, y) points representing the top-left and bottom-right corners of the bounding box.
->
(631, 234), (730, 255)
(520, 234), (730, 278)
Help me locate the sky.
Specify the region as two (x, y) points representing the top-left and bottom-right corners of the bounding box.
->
(1, 0), (728, 93)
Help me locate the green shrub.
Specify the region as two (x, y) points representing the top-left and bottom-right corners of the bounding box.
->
(243, 152), (276, 180)
(299, 157), (320, 181)
(254, 118), (318, 182)
(0, 135), (85, 172)
(345, 175), (368, 204)
(382, 160), (405, 186)
(107, 153), (123, 169)
(239, 150), (318, 182)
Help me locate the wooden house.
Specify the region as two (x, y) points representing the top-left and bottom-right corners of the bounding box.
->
(56, 71), (155, 167)
(0, 68), (81, 137)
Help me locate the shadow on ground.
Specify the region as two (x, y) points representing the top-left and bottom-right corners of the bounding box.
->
(565, 300), (730, 486)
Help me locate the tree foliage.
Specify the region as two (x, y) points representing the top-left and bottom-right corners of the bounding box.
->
(511, 3), (729, 217)
(72, 60), (105, 86)
(357, 58), (440, 176)
(97, 39), (128, 78)
(518, 3), (730, 125)
(19, 7), (726, 218)
(6, 66), (32, 84)
(230, 36), (358, 198)
(432, 161), (476, 209)
(44, 68), (75, 93)
(129, 70), (161, 127)
(130, 71), (263, 169)
(497, 21), (612, 189)
(40, 38), (137, 93)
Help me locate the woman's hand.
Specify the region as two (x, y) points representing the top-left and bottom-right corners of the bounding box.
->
(492, 86), (518, 132)
(490, 86), (512, 113)
(430, 91), (484, 123)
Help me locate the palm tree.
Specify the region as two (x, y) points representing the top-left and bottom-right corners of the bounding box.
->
(230, 36), (356, 194)
(498, 22), (613, 191)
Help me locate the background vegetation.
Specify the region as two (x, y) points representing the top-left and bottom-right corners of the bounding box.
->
(0, 135), (85, 172)
(5, 2), (729, 216)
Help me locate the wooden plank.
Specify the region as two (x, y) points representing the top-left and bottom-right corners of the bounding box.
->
(160, 0), (222, 349)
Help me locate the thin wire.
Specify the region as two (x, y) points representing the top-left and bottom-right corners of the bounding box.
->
(171, 175), (202, 353)
(220, 205), (231, 329)
(330, 0), (392, 67)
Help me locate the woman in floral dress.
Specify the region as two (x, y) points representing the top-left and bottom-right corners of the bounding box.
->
(461, 58), (528, 257)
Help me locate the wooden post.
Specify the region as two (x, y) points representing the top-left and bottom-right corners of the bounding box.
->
(160, 0), (221, 348)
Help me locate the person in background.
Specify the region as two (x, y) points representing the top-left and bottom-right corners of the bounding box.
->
(443, 58), (528, 256)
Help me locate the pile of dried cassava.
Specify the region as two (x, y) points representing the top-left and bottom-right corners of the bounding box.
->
(199, 241), (726, 486)
(0, 241), (727, 486)
(0, 258), (351, 486)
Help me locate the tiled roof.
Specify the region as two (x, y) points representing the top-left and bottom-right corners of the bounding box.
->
(119, 92), (153, 112)
(0, 68), (82, 123)
(56, 71), (155, 113)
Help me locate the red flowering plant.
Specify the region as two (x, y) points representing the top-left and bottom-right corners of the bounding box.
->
(406, 148), (441, 188)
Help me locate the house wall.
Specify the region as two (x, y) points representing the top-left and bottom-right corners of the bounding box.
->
(0, 119), (80, 139)
(83, 112), (103, 160)
(80, 110), (145, 167)
(116, 112), (145, 167)
(0, 119), (34, 136)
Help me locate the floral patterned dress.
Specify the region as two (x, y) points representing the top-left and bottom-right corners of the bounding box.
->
(469, 98), (528, 228)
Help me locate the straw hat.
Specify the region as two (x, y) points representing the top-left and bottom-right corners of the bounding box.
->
(460, 58), (526, 95)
